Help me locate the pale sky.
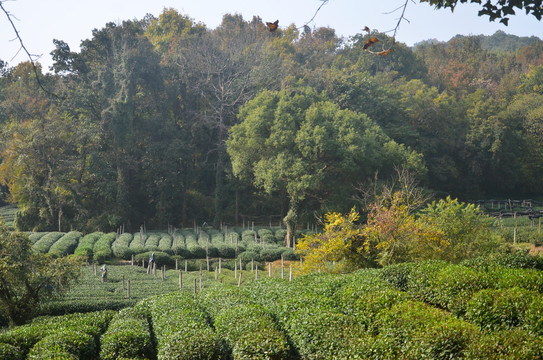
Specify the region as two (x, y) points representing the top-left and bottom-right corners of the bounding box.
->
(1, 0), (541, 71)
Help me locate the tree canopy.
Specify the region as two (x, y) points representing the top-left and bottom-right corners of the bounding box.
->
(0, 8), (541, 232)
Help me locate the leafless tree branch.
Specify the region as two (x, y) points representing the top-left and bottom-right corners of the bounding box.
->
(297, 0), (329, 30)
(0, 1), (60, 97)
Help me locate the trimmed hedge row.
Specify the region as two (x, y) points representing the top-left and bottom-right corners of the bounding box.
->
(28, 227), (294, 263)
(381, 259), (543, 318)
(48, 231), (82, 258)
(73, 232), (103, 258)
(112, 233), (133, 260)
(199, 286), (290, 359)
(0, 311), (114, 359)
(100, 308), (154, 360)
(32, 232), (64, 254)
(93, 233), (116, 263)
(147, 292), (221, 360)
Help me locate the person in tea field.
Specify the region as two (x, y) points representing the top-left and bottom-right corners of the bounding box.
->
(100, 264), (107, 282)
(147, 252), (155, 274)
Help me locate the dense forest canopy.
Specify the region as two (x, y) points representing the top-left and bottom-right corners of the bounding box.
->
(0, 9), (542, 233)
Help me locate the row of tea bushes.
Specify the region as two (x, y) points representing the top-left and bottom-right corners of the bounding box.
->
(4, 258), (543, 359)
(27, 228), (296, 263)
(100, 307), (154, 360)
(199, 286), (290, 359)
(146, 293), (220, 359)
(0, 311), (114, 360)
(381, 259), (543, 318)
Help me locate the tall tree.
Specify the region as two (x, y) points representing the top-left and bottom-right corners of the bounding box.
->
(175, 14), (279, 226)
(227, 87), (425, 246)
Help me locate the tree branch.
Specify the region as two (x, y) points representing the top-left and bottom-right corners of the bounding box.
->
(297, 0), (330, 30)
(0, 1), (61, 98)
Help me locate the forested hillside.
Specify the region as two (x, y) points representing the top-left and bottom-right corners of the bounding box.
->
(0, 9), (542, 233)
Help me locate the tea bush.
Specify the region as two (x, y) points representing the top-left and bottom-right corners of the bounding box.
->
(48, 231), (82, 257)
(27, 329), (95, 360)
(112, 233), (133, 260)
(100, 308), (154, 360)
(158, 234), (173, 253)
(74, 232), (103, 258)
(32, 232), (64, 254)
(148, 293), (221, 360)
(465, 328), (543, 359)
(93, 233), (116, 263)
(465, 287), (539, 330)
(374, 300), (478, 359)
(213, 304), (289, 359)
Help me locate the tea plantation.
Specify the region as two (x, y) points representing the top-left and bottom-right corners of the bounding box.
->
(2, 253), (543, 359)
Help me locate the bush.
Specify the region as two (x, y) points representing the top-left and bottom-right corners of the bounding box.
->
(465, 329), (543, 359)
(284, 307), (364, 359)
(100, 309), (154, 360)
(92, 233), (116, 263)
(380, 262), (417, 292)
(216, 243), (235, 258)
(493, 267), (543, 292)
(158, 234), (173, 254)
(239, 250), (260, 262)
(112, 233), (133, 260)
(465, 287), (539, 331)
(259, 246), (284, 262)
(47, 232), (82, 257)
(134, 251), (173, 267)
(143, 234), (160, 252)
(493, 251), (543, 270)
(159, 328), (219, 360)
(0, 342), (25, 360)
(28, 232), (47, 244)
(281, 248), (298, 261)
(74, 232), (103, 258)
(375, 300), (477, 359)
(213, 304), (289, 359)
(274, 229), (287, 244)
(27, 329), (95, 360)
(429, 264), (493, 315)
(523, 297), (543, 336)
(405, 260), (449, 304)
(148, 293), (221, 360)
(187, 244), (206, 259)
(32, 232), (65, 254)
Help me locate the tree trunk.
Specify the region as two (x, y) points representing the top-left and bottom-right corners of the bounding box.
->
(284, 208), (297, 248)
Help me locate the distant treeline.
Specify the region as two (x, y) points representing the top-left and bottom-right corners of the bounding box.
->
(0, 9), (542, 233)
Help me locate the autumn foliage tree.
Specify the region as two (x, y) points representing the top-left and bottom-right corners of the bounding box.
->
(296, 208), (374, 274)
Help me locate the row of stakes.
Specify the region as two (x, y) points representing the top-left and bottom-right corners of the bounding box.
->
(92, 255), (299, 298)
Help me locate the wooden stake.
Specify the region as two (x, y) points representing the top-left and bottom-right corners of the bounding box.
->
(127, 279), (131, 299)
(238, 271), (242, 287)
(289, 264), (292, 281)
